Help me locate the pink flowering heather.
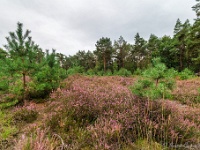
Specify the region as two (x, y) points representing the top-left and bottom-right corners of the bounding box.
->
(47, 75), (200, 149)
(172, 78), (200, 104)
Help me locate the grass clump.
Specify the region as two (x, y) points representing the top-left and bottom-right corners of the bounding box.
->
(0, 110), (18, 149)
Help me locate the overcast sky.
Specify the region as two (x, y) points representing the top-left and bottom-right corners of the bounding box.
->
(0, 0), (197, 55)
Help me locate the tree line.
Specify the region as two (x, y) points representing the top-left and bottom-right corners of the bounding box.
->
(55, 1), (200, 74)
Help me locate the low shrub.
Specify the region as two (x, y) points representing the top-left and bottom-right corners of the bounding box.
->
(115, 68), (132, 77)
(86, 69), (96, 76)
(133, 139), (163, 150)
(67, 66), (84, 76)
(47, 75), (199, 149)
(178, 68), (194, 80)
(13, 107), (38, 124)
(172, 79), (200, 104)
(14, 129), (65, 150)
(0, 110), (18, 149)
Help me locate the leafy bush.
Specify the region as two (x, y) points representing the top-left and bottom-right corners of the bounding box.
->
(133, 68), (142, 75)
(96, 70), (104, 76)
(86, 69), (96, 76)
(104, 69), (113, 76)
(67, 66), (84, 76)
(116, 68), (132, 77)
(28, 66), (66, 99)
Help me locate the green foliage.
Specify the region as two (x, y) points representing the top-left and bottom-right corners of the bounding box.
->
(29, 64), (66, 98)
(86, 69), (96, 76)
(133, 139), (163, 150)
(131, 79), (152, 97)
(0, 99), (18, 109)
(113, 36), (130, 69)
(4, 22), (40, 102)
(104, 69), (113, 76)
(178, 68), (194, 80)
(8, 77), (23, 97)
(96, 70), (104, 76)
(0, 76), (9, 91)
(0, 111), (18, 141)
(94, 37), (113, 72)
(67, 66), (84, 76)
(143, 58), (166, 80)
(115, 68), (132, 77)
(133, 68), (142, 75)
(131, 58), (175, 100)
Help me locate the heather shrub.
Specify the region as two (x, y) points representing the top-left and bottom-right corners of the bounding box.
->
(14, 129), (65, 150)
(172, 79), (200, 104)
(65, 76), (134, 120)
(159, 100), (200, 144)
(130, 57), (199, 145)
(45, 106), (93, 149)
(48, 75), (199, 149)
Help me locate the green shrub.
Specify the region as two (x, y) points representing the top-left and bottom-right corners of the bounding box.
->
(131, 58), (175, 100)
(0, 79), (9, 91)
(116, 68), (132, 77)
(28, 66), (66, 99)
(133, 139), (163, 150)
(86, 69), (96, 76)
(104, 69), (113, 76)
(178, 68), (194, 80)
(97, 70), (104, 76)
(0, 99), (18, 109)
(67, 66), (84, 76)
(134, 68), (142, 75)
(0, 110), (18, 141)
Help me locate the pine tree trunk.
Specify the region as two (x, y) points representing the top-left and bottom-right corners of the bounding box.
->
(155, 78), (159, 87)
